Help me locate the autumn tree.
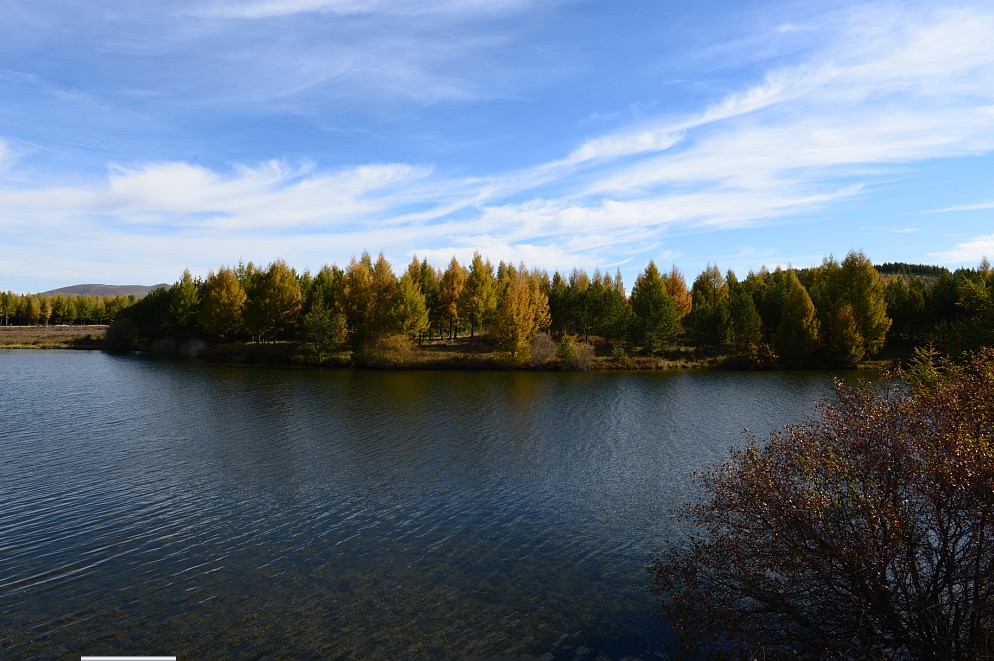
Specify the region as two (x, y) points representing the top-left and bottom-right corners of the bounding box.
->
(459, 251), (498, 341)
(651, 349), (994, 658)
(439, 256), (467, 339)
(244, 260), (302, 341)
(773, 270), (820, 368)
(628, 260), (679, 354)
(344, 252), (375, 336)
(390, 272), (429, 340)
(199, 267), (246, 341)
(661, 264), (692, 319)
(494, 267), (549, 360)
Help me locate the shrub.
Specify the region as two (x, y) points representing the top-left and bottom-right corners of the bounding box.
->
(651, 348), (994, 658)
(528, 332), (557, 367)
(358, 334), (415, 368)
(557, 335), (594, 371)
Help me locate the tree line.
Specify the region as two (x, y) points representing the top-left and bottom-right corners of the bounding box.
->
(0, 292), (137, 326)
(77, 250), (994, 366)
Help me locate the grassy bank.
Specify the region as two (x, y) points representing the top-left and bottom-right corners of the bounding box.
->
(0, 325), (107, 349)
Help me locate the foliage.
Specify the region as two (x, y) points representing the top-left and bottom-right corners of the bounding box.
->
(629, 260), (679, 354)
(556, 335), (594, 371)
(389, 272), (430, 341)
(493, 269), (548, 361)
(773, 270), (820, 368)
(358, 333), (415, 368)
(651, 349), (994, 658)
(300, 295), (348, 362)
(528, 332), (558, 367)
(199, 267), (246, 341)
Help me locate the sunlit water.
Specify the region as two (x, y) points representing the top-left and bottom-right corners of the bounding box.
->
(0, 350), (851, 658)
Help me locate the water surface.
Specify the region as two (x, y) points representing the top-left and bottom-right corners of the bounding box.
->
(0, 351), (850, 658)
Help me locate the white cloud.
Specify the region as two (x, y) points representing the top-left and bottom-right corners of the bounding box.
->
(929, 234), (994, 265)
(927, 201), (994, 214)
(200, 0), (546, 19)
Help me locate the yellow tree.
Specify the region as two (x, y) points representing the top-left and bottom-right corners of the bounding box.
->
(662, 264), (692, 319)
(494, 269), (548, 360)
(199, 267), (247, 341)
(439, 256), (467, 339)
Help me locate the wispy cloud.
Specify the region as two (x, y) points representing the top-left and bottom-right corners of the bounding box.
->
(3, 2), (994, 290)
(927, 201), (994, 214)
(929, 234), (994, 264)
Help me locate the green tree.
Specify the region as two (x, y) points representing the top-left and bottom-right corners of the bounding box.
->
(263, 259), (303, 341)
(301, 294), (347, 362)
(459, 251), (498, 341)
(629, 260), (679, 354)
(812, 251), (891, 364)
(728, 287), (762, 351)
(199, 267), (247, 341)
(684, 265), (732, 352)
(773, 271), (819, 368)
(344, 252), (375, 336)
(390, 272), (429, 340)
(165, 268), (201, 339)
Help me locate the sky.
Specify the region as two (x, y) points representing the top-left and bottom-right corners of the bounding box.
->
(2, 0), (994, 293)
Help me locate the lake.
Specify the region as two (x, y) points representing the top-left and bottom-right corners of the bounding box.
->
(0, 350), (853, 658)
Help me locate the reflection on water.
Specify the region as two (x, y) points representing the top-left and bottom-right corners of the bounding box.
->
(0, 351), (851, 658)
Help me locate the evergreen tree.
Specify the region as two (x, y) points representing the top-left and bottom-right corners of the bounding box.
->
(301, 294), (347, 362)
(629, 260), (679, 354)
(773, 271), (819, 367)
(685, 265), (732, 351)
(165, 268), (201, 340)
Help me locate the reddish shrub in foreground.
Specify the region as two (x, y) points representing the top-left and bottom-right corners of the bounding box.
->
(651, 349), (994, 659)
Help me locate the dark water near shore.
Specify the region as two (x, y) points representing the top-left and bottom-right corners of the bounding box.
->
(0, 351), (851, 659)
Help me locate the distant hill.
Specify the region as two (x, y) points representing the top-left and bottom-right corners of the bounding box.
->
(37, 283), (169, 297)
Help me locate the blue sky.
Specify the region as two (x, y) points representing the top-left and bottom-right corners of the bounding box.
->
(2, 0), (993, 293)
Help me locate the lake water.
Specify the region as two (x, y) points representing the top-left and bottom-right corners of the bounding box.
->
(0, 350), (852, 658)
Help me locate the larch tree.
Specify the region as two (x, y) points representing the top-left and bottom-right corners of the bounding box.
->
(812, 251), (891, 364)
(439, 256), (467, 339)
(684, 264), (732, 352)
(369, 252), (398, 336)
(494, 268), (547, 360)
(773, 270), (819, 368)
(344, 252), (375, 336)
(459, 251), (498, 341)
(662, 264), (692, 319)
(629, 260), (679, 354)
(199, 267), (247, 341)
(262, 259), (303, 341)
(390, 272), (430, 341)
(165, 268), (201, 340)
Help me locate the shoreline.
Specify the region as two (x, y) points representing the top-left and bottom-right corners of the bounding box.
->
(0, 324), (892, 371)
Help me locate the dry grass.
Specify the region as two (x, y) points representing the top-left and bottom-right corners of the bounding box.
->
(0, 325), (106, 349)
